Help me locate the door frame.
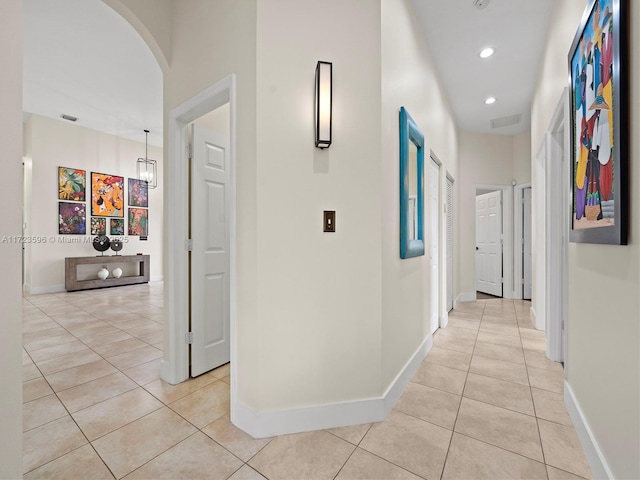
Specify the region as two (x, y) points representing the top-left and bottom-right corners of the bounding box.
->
(473, 184), (514, 300)
(161, 75), (237, 399)
(513, 182), (532, 300)
(541, 88), (570, 364)
(428, 153), (443, 330)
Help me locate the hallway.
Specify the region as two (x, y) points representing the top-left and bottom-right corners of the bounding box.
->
(22, 284), (592, 479)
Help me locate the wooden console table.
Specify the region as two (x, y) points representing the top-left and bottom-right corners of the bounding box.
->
(65, 255), (150, 291)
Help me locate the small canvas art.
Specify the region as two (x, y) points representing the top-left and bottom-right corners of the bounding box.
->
(91, 172), (124, 217)
(110, 218), (125, 236)
(58, 167), (86, 201)
(128, 178), (148, 207)
(91, 217), (106, 235)
(59, 202), (86, 235)
(128, 208), (148, 236)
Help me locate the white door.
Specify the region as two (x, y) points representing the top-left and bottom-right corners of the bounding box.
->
(446, 175), (454, 311)
(523, 187), (532, 300)
(476, 190), (502, 297)
(190, 124), (230, 377)
(429, 159), (440, 334)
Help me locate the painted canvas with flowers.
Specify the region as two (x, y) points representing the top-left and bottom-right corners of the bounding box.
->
(59, 202), (86, 234)
(58, 167), (86, 201)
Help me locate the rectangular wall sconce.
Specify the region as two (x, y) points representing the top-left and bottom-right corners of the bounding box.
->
(315, 61), (332, 149)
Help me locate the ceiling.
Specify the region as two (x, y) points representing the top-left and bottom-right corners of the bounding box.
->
(23, 0), (554, 145)
(23, 0), (163, 147)
(411, 0), (555, 135)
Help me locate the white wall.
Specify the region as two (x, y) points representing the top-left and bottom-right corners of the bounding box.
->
(255, 0), (383, 410)
(0, 0), (23, 477)
(381, 0), (459, 386)
(513, 130), (532, 184)
(531, 1), (640, 478)
(23, 115), (163, 293)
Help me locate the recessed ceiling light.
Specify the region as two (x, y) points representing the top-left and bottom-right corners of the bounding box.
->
(479, 47), (495, 59)
(485, 97), (496, 105)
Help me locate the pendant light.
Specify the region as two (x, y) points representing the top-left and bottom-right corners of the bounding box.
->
(137, 129), (157, 189)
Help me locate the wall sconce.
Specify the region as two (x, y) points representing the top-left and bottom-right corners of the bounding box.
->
(137, 129), (157, 189)
(315, 61), (332, 149)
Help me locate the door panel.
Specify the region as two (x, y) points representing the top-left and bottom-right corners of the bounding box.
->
(476, 190), (502, 297)
(190, 124), (230, 377)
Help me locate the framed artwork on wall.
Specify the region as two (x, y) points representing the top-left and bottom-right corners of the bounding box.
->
(58, 202), (86, 235)
(58, 167), (86, 201)
(110, 218), (125, 236)
(128, 178), (149, 207)
(568, 0), (628, 244)
(91, 172), (124, 217)
(90, 217), (106, 236)
(128, 208), (148, 236)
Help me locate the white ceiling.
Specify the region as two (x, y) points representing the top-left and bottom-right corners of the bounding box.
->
(23, 0), (163, 147)
(23, 0), (554, 144)
(411, 0), (555, 135)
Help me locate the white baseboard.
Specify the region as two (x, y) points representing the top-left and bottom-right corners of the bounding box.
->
(150, 275), (164, 283)
(530, 306), (545, 331)
(564, 380), (613, 479)
(232, 335), (433, 439)
(454, 292), (477, 306)
(23, 284), (65, 295)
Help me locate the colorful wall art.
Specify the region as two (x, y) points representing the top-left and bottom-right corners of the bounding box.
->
(90, 217), (106, 235)
(128, 208), (148, 236)
(110, 218), (125, 236)
(59, 202), (86, 235)
(128, 178), (149, 207)
(91, 172), (124, 217)
(58, 167), (86, 201)
(569, 0), (627, 244)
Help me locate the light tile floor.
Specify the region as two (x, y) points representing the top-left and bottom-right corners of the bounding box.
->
(22, 285), (593, 479)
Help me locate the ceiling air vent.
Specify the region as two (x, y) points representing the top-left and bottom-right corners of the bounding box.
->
(60, 114), (78, 122)
(474, 0), (490, 10)
(491, 114), (521, 129)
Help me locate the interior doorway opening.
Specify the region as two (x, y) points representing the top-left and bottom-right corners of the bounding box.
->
(473, 184), (514, 301)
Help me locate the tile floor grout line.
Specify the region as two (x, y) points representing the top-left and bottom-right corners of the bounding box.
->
(438, 299), (483, 480)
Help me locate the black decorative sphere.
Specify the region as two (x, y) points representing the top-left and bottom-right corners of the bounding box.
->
(93, 235), (110, 252)
(110, 239), (123, 252)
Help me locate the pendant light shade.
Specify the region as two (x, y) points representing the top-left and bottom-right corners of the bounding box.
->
(137, 129), (157, 189)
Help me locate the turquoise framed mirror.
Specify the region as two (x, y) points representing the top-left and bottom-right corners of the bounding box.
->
(399, 107), (425, 259)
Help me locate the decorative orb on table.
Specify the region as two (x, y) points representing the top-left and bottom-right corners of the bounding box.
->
(112, 267), (123, 278)
(97, 267), (109, 280)
(111, 239), (123, 255)
(93, 235), (110, 256)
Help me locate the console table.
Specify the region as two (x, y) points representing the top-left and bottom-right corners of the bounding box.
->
(65, 255), (150, 291)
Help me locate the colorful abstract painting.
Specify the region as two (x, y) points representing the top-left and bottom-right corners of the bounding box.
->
(110, 218), (125, 236)
(58, 202), (86, 235)
(128, 208), (148, 236)
(128, 178), (148, 207)
(569, 0), (629, 246)
(90, 217), (106, 235)
(58, 167), (86, 201)
(91, 172), (124, 217)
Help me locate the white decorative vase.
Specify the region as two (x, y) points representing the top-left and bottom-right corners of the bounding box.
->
(112, 267), (123, 279)
(97, 267), (109, 280)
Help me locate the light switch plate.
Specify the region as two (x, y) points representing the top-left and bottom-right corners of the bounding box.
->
(323, 211), (336, 232)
